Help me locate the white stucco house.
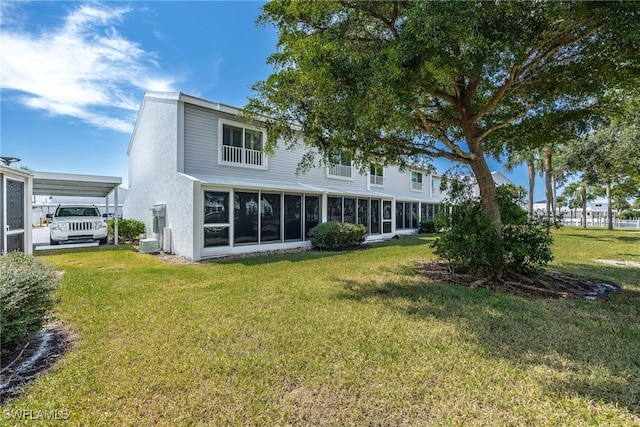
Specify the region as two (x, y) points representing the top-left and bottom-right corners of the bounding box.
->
(124, 92), (479, 261)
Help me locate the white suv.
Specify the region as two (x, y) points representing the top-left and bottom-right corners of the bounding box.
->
(49, 205), (108, 245)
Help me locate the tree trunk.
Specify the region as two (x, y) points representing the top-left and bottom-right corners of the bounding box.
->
(605, 177), (613, 231)
(527, 159), (535, 219)
(581, 185), (587, 228)
(543, 146), (554, 222)
(470, 155), (501, 234)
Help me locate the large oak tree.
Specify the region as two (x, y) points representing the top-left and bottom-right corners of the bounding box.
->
(246, 1), (640, 232)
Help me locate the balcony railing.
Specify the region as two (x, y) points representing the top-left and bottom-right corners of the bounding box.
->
(328, 163), (352, 178)
(222, 145), (265, 168)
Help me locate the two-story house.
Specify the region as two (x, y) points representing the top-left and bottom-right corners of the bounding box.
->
(124, 92), (449, 261)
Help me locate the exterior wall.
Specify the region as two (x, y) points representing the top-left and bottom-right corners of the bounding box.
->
(128, 92), (513, 261)
(125, 95), (197, 260)
(181, 101), (446, 203)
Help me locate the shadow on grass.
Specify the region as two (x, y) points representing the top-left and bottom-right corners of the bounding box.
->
(34, 245), (133, 257)
(337, 262), (640, 416)
(552, 262), (640, 290)
(560, 233), (640, 243)
(215, 234), (436, 266)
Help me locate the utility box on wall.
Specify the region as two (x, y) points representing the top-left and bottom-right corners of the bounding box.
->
(151, 204), (166, 250)
(151, 204), (166, 233)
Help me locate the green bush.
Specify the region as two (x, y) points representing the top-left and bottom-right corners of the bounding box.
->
(419, 220), (436, 234)
(108, 218), (146, 242)
(619, 210), (640, 219)
(308, 221), (367, 250)
(431, 184), (553, 280)
(431, 201), (505, 278)
(0, 253), (57, 358)
(502, 223), (554, 276)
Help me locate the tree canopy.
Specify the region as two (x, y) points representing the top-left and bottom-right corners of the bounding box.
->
(562, 111), (640, 229)
(246, 0), (640, 228)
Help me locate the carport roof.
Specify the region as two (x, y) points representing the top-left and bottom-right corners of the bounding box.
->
(33, 171), (122, 197)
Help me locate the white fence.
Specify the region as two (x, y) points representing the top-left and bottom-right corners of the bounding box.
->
(560, 218), (640, 228)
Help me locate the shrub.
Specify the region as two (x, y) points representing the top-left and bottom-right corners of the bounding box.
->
(108, 218), (146, 242)
(619, 210), (640, 219)
(419, 220), (436, 233)
(308, 221), (367, 250)
(0, 253), (57, 357)
(496, 184), (528, 225)
(431, 201), (505, 278)
(502, 223), (554, 276)
(431, 184), (554, 280)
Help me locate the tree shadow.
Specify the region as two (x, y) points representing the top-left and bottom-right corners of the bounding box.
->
(553, 262), (640, 290)
(212, 234), (436, 266)
(336, 265), (640, 415)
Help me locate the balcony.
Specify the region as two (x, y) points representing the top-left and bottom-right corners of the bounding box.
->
(222, 145), (265, 169)
(328, 163), (352, 179)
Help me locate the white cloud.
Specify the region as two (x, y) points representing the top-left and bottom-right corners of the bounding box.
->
(0, 3), (175, 133)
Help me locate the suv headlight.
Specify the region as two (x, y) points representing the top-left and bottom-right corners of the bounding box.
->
(94, 221), (106, 229)
(57, 222), (69, 232)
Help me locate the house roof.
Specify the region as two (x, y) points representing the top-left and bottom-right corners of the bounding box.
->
(32, 171), (122, 197)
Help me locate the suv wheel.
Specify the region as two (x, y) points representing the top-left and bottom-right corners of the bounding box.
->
(50, 238), (59, 246)
(99, 237), (108, 245)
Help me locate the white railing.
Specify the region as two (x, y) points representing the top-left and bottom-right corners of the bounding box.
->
(222, 145), (242, 164)
(222, 145), (264, 167)
(329, 163), (352, 178)
(370, 175), (384, 186)
(245, 148), (263, 167)
(560, 218), (640, 228)
(411, 181), (423, 191)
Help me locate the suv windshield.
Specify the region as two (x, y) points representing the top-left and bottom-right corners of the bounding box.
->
(55, 207), (101, 217)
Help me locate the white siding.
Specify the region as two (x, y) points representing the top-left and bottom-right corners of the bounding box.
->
(125, 96), (197, 260)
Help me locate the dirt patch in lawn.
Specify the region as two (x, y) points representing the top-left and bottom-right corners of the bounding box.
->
(0, 322), (76, 404)
(416, 259), (619, 299)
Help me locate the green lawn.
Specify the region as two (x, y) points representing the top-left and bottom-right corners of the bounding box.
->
(3, 228), (640, 425)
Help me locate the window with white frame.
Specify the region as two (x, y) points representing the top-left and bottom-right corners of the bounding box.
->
(411, 171), (423, 191)
(370, 164), (384, 186)
(220, 121), (266, 169)
(327, 150), (353, 179)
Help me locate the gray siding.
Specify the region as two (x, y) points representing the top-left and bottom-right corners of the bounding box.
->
(184, 104), (218, 175)
(181, 99), (446, 202)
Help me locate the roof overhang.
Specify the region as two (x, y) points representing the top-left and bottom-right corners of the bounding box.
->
(33, 171), (122, 197)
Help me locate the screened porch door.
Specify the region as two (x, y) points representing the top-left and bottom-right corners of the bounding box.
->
(2, 176), (26, 253)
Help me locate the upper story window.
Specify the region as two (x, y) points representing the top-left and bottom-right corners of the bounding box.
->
(327, 149), (353, 179)
(219, 121), (267, 169)
(370, 164), (384, 186)
(411, 171), (423, 191)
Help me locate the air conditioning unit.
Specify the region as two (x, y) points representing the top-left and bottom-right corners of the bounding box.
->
(139, 238), (159, 254)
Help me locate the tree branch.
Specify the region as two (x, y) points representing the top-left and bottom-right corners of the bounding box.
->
(471, 22), (603, 125)
(411, 103), (473, 162)
(476, 108), (530, 142)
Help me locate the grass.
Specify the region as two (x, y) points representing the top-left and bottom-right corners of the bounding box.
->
(2, 227), (640, 425)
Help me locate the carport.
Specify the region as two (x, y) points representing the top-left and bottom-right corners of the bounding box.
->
(33, 171), (122, 246)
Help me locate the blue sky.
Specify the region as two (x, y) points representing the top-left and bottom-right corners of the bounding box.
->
(1, 1), (542, 199)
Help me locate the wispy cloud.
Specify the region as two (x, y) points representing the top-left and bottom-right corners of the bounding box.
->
(1, 3), (175, 133)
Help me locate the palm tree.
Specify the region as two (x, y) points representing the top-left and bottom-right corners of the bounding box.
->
(504, 150), (539, 219)
(562, 180), (602, 228)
